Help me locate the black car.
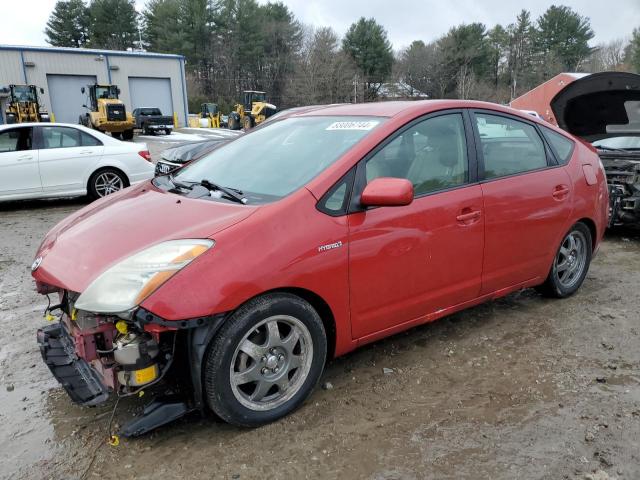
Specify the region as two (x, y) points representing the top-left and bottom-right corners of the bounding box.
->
(155, 139), (230, 175)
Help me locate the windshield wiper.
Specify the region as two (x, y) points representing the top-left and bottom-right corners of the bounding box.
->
(198, 179), (247, 204)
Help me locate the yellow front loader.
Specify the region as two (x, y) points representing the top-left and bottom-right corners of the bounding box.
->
(227, 90), (276, 130)
(200, 103), (221, 128)
(2, 84), (51, 123)
(79, 84), (135, 140)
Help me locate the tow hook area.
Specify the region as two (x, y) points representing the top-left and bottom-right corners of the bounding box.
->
(120, 395), (196, 437)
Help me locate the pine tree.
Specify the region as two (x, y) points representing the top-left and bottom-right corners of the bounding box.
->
(45, 0), (91, 48)
(89, 0), (139, 51)
(628, 28), (640, 72)
(342, 17), (393, 100)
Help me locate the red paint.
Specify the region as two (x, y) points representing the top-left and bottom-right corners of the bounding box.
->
(360, 178), (414, 207)
(33, 100), (608, 359)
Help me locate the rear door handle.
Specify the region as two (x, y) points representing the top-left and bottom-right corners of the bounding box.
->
(552, 185), (570, 199)
(17, 154), (32, 161)
(456, 209), (481, 223)
(80, 150), (93, 155)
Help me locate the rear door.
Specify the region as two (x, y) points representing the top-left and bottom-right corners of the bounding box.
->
(472, 110), (572, 293)
(35, 126), (104, 195)
(348, 110), (485, 339)
(0, 127), (40, 198)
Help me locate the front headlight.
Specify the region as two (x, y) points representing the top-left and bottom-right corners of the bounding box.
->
(75, 239), (214, 314)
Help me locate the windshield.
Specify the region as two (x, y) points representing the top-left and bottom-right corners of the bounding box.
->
(12, 86), (36, 103)
(174, 116), (384, 201)
(593, 136), (640, 150)
(95, 86), (118, 100)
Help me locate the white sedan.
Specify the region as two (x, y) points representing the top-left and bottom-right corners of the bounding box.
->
(0, 123), (155, 202)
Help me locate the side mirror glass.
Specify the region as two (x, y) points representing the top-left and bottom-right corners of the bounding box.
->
(360, 177), (414, 208)
(81, 87), (85, 94)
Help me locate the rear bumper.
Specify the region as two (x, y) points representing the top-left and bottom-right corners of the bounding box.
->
(37, 323), (109, 406)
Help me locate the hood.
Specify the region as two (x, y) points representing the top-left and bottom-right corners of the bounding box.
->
(551, 71), (640, 141)
(32, 183), (257, 293)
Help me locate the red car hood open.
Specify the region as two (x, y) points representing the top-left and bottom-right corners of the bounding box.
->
(32, 183), (257, 293)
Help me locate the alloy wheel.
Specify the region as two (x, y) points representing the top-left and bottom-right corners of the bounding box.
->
(94, 172), (124, 197)
(229, 315), (313, 411)
(554, 229), (588, 289)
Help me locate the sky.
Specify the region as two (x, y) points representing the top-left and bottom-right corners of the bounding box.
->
(1, 0), (639, 51)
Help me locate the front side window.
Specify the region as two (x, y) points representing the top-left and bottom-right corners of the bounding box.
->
(366, 113), (469, 196)
(476, 113), (548, 179)
(0, 128), (31, 153)
(174, 116), (384, 201)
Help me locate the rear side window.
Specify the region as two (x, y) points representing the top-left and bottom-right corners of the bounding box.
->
(0, 128), (31, 153)
(476, 113), (548, 179)
(541, 127), (574, 165)
(41, 126), (81, 149)
(81, 132), (102, 147)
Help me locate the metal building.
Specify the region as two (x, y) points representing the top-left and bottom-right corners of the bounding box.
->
(0, 45), (188, 126)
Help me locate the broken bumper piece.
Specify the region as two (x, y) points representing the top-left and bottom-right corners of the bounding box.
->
(37, 323), (109, 406)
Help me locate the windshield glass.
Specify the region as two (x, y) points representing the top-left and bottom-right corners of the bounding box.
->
(174, 116), (384, 200)
(593, 136), (640, 150)
(95, 86), (118, 99)
(12, 86), (36, 103)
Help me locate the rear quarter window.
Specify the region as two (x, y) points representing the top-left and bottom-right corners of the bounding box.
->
(541, 127), (574, 165)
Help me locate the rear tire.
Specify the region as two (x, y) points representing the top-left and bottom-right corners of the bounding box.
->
(88, 168), (128, 200)
(243, 115), (254, 130)
(536, 222), (592, 298)
(204, 293), (327, 427)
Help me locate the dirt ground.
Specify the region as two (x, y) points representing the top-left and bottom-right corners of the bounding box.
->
(1, 194), (639, 480)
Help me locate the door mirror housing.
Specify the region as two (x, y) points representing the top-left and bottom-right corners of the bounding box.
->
(360, 178), (414, 207)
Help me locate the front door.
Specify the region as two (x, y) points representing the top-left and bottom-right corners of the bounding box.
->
(0, 127), (40, 198)
(348, 111), (485, 339)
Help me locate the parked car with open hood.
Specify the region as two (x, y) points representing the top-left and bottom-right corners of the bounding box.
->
(155, 137), (237, 176)
(33, 100), (607, 437)
(0, 122), (154, 201)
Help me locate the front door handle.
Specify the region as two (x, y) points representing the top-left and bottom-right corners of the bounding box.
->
(79, 150), (93, 154)
(552, 185), (570, 200)
(456, 208), (481, 224)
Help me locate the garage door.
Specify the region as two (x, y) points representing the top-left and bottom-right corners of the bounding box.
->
(47, 74), (97, 124)
(128, 77), (173, 117)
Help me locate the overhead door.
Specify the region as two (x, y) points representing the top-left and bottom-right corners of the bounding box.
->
(128, 77), (173, 116)
(47, 74), (97, 124)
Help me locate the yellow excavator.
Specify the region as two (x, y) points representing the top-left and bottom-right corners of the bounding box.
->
(199, 103), (221, 128)
(2, 84), (51, 123)
(79, 84), (135, 140)
(227, 90), (276, 130)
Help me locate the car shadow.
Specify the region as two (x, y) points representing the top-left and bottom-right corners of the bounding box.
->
(0, 196), (90, 213)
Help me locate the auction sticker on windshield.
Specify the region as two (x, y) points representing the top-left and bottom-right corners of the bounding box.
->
(326, 121), (379, 131)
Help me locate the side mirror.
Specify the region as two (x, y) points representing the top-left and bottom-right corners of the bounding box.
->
(116, 87), (121, 95)
(360, 177), (414, 207)
(82, 104), (87, 108)
(81, 87), (85, 94)
(40, 88), (44, 94)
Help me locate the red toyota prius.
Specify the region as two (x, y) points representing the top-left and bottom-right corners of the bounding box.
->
(33, 100), (608, 434)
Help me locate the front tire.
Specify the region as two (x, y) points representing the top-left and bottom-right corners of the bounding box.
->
(204, 293), (327, 427)
(537, 222), (592, 298)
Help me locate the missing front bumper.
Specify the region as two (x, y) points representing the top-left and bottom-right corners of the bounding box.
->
(37, 323), (109, 406)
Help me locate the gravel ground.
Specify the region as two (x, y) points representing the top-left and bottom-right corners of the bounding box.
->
(1, 172), (639, 479)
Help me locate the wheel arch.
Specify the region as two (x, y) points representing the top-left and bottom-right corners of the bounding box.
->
(576, 217), (597, 250)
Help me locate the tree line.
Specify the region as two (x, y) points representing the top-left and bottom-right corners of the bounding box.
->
(45, 0), (640, 111)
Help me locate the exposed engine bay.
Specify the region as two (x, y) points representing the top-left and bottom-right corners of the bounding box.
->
(599, 149), (640, 226)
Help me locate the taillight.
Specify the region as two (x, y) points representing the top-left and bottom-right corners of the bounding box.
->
(138, 150), (152, 162)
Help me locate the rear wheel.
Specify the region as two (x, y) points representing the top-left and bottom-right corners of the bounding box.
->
(88, 168), (128, 199)
(243, 115), (254, 130)
(537, 222), (592, 298)
(204, 293), (327, 427)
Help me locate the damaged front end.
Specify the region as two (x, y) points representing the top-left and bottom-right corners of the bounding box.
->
(599, 150), (640, 226)
(36, 289), (226, 436)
